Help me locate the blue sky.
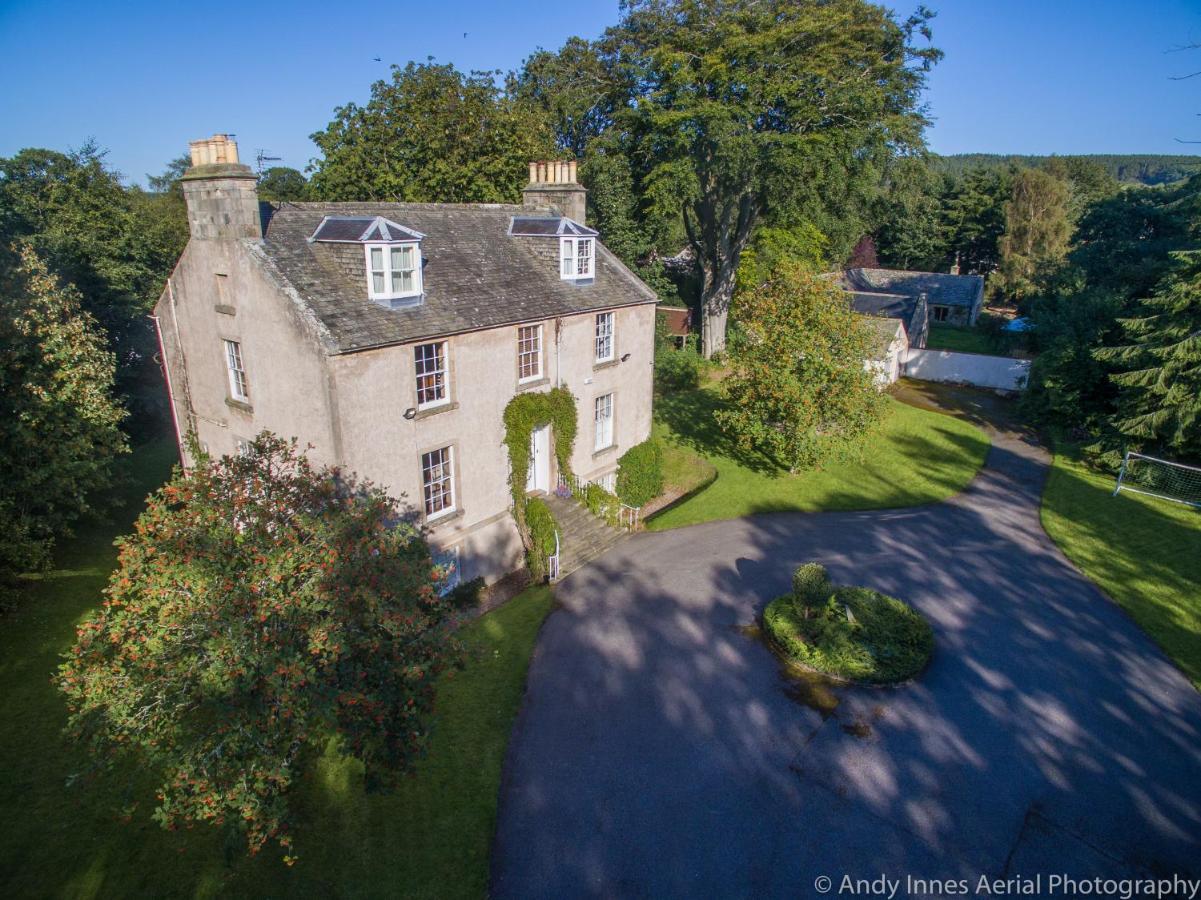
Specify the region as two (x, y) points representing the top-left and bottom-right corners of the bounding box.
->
(0, 0), (1198, 184)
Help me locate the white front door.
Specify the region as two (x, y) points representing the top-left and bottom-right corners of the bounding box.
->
(525, 424), (551, 493)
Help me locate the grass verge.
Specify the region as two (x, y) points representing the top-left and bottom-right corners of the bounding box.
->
(647, 383), (989, 530)
(0, 438), (556, 898)
(925, 323), (999, 355)
(1041, 444), (1201, 689)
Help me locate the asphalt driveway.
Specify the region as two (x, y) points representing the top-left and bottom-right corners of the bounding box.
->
(492, 388), (1201, 898)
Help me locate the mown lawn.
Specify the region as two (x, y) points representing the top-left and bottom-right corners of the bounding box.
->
(925, 323), (999, 355)
(0, 438), (556, 899)
(1041, 445), (1201, 689)
(647, 382), (990, 530)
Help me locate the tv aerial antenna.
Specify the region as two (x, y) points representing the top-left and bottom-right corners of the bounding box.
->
(255, 149), (282, 176)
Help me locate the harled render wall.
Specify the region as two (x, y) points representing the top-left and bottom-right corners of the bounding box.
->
(154, 239), (339, 468)
(328, 301), (656, 584)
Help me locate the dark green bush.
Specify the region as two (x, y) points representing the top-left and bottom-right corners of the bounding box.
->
(616, 440), (664, 507)
(447, 576), (486, 609)
(524, 497), (558, 579)
(763, 564), (933, 684)
(654, 346), (702, 391)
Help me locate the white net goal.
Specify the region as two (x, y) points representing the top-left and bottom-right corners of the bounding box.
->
(1113, 452), (1201, 509)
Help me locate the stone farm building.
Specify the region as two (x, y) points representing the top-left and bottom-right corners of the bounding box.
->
(154, 135), (658, 586)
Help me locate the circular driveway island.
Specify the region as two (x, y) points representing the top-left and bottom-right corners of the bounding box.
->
(491, 404), (1201, 898)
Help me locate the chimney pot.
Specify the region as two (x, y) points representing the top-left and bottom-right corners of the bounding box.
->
(523, 158), (586, 224)
(181, 133), (260, 240)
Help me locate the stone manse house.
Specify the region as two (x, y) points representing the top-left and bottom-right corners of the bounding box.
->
(154, 135), (657, 586)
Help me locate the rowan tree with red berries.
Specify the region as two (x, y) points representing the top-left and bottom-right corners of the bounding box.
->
(58, 434), (457, 858)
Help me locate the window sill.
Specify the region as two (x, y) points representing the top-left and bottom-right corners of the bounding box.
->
(214, 304), (236, 316)
(425, 508), (464, 529)
(516, 376), (550, 392)
(592, 358), (618, 372)
(225, 397), (253, 414)
(592, 444), (617, 459)
(414, 401), (458, 420)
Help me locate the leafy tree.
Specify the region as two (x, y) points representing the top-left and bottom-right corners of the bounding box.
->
(58, 434), (456, 858)
(717, 263), (884, 470)
(1041, 156), (1119, 218)
(603, 0), (939, 357)
(995, 168), (1072, 302)
(1098, 253), (1201, 459)
(511, 37), (616, 157)
(736, 223), (828, 296)
(258, 166), (308, 202)
(0, 143), (185, 357)
(0, 244), (127, 592)
(309, 61), (556, 203)
(846, 235), (881, 269)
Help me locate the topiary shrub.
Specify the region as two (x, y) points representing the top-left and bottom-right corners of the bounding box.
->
(616, 440), (664, 508)
(523, 497), (558, 581)
(791, 562), (831, 608)
(763, 562), (933, 684)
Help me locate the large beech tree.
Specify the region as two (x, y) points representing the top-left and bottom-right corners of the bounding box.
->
(605, 0), (939, 356)
(59, 435), (456, 858)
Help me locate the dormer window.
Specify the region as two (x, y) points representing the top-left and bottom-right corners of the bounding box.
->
(366, 242), (422, 301)
(310, 215), (427, 306)
(561, 237), (594, 280)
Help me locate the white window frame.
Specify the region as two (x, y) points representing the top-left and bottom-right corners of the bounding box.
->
(414, 341), (449, 409)
(518, 324), (543, 383)
(421, 446), (456, 520)
(223, 339), (249, 402)
(560, 237), (595, 280)
(594, 393), (614, 451)
(595, 311), (615, 363)
(365, 242), (422, 300)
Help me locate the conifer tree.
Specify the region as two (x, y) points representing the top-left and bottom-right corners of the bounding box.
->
(1098, 253), (1201, 459)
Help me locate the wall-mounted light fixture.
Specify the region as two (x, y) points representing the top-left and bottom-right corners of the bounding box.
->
(621, 353), (631, 362)
(403, 407), (417, 420)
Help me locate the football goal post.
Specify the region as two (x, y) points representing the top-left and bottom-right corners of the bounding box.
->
(1112, 452), (1201, 509)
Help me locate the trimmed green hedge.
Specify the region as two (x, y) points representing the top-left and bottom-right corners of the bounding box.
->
(763, 563), (933, 684)
(616, 440), (664, 507)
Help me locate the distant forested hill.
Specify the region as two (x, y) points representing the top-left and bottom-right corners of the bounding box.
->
(932, 153), (1201, 185)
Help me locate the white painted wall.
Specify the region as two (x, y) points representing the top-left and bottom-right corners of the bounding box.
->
(904, 348), (1030, 391)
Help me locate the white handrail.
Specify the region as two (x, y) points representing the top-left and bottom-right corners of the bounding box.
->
(548, 528), (560, 582)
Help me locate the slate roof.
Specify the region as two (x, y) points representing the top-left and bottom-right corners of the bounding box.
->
(864, 316), (904, 355)
(847, 290), (924, 342)
(840, 267), (984, 308)
(257, 202), (657, 354)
